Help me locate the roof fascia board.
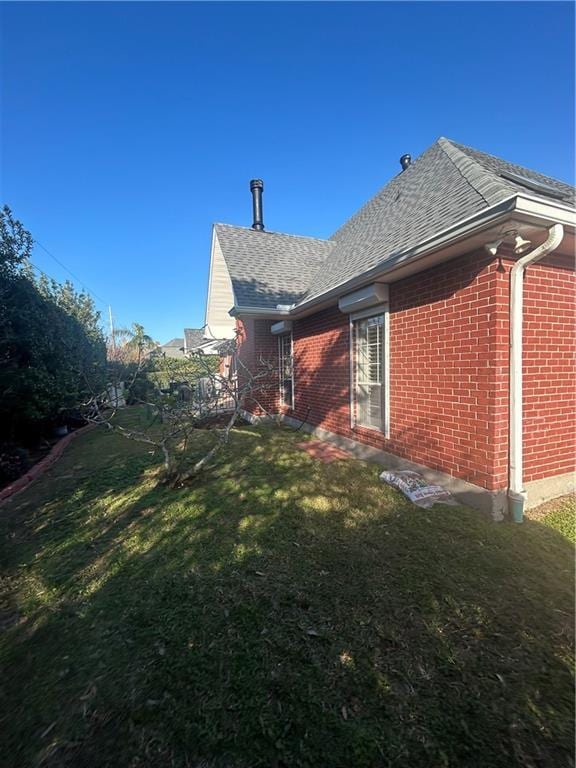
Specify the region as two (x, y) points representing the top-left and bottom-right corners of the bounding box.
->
(291, 194), (575, 316)
(227, 193), (574, 321)
(512, 194), (576, 226)
(229, 306), (291, 319)
(289, 196), (518, 315)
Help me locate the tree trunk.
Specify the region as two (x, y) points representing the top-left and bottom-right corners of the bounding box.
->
(160, 442), (174, 477)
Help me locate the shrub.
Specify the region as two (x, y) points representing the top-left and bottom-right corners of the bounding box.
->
(0, 446), (30, 484)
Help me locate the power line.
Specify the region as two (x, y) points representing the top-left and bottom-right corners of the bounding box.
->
(27, 258), (104, 305)
(27, 259), (130, 336)
(33, 238), (109, 307)
(31, 240), (132, 330)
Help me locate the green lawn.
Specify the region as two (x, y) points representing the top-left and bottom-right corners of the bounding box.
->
(0, 410), (574, 768)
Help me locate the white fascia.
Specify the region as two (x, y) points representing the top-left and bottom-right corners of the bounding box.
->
(229, 305), (291, 318)
(292, 195), (574, 317)
(227, 193), (574, 321)
(513, 194), (576, 224)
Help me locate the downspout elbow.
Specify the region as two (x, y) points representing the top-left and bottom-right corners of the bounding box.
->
(508, 223), (564, 523)
(510, 223), (565, 281)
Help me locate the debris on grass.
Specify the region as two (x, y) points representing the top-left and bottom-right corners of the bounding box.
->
(1, 409), (573, 768)
(379, 470), (457, 508)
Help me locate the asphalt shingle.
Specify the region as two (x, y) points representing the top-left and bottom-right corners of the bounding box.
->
(214, 224), (334, 309)
(214, 138), (574, 311)
(184, 328), (205, 351)
(162, 338), (184, 348)
(447, 139), (575, 206)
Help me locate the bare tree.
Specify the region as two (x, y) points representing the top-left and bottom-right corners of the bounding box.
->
(82, 333), (277, 485)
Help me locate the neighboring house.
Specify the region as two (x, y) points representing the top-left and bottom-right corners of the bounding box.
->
(184, 328), (206, 354)
(160, 337), (185, 358)
(184, 327), (229, 356)
(203, 138), (575, 520)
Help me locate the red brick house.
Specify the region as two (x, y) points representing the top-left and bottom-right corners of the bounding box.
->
(203, 138), (575, 520)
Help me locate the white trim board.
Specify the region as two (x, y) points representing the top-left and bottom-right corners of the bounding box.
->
(349, 305), (390, 438)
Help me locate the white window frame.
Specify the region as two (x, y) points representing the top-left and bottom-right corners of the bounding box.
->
(278, 332), (294, 409)
(349, 305), (390, 437)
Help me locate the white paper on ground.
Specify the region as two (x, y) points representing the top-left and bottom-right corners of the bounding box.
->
(380, 470), (457, 508)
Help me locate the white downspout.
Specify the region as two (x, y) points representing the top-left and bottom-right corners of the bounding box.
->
(508, 223), (564, 522)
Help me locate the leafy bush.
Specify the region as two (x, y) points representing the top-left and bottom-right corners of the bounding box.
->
(0, 206), (107, 443)
(0, 446), (30, 484)
(145, 355), (218, 391)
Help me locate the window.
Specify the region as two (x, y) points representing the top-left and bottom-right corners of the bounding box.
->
(354, 313), (385, 430)
(278, 333), (294, 408)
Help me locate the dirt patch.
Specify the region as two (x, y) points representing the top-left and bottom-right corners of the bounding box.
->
(525, 494), (574, 522)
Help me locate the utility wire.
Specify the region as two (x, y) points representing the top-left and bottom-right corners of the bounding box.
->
(33, 238), (109, 307)
(27, 258), (130, 335)
(28, 258), (108, 311)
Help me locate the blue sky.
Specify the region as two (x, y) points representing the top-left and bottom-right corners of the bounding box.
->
(2, 1), (574, 343)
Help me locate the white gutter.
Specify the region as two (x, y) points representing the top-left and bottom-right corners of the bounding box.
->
(229, 200), (517, 320)
(229, 305), (291, 318)
(228, 194), (574, 322)
(508, 223), (564, 523)
(291, 196), (518, 314)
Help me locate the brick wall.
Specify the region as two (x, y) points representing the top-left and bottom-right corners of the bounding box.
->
(289, 251), (504, 490)
(517, 253), (575, 483)
(237, 248), (575, 491)
(236, 317), (280, 414)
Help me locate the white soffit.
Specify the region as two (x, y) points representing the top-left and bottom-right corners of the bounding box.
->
(338, 283), (389, 314)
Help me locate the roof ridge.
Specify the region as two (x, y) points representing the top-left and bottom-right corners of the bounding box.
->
(437, 137), (501, 206)
(214, 222), (331, 244)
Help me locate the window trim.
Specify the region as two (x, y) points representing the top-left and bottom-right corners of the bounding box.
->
(349, 306), (390, 437)
(278, 332), (294, 409)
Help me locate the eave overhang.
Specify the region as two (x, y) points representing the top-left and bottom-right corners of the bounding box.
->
(229, 193), (575, 322)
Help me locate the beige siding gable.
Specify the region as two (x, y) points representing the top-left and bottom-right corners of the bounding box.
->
(205, 228), (236, 339)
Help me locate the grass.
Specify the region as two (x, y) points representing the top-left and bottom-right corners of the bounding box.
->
(528, 495), (576, 544)
(0, 409), (574, 768)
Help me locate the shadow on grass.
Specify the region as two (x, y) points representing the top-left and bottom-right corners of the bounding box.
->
(0, 422), (574, 768)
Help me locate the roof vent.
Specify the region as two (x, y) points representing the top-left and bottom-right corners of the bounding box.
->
(250, 179), (264, 231)
(400, 154), (411, 171)
(499, 170), (567, 201)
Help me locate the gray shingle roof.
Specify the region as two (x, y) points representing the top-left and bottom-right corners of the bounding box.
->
(445, 139), (575, 206)
(162, 337), (184, 348)
(214, 223), (334, 309)
(184, 328), (205, 350)
(214, 138), (574, 310)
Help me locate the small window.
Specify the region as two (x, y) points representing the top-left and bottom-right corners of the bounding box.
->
(354, 314), (384, 430)
(278, 333), (294, 408)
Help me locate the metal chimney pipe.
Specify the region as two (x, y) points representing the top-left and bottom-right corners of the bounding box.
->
(400, 154), (411, 171)
(250, 179), (264, 231)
